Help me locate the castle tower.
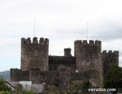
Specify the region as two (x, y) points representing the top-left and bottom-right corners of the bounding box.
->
(74, 40), (103, 86)
(64, 48), (72, 57)
(102, 50), (119, 76)
(21, 37), (49, 71)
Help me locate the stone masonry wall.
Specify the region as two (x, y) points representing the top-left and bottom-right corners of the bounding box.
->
(102, 50), (119, 77)
(10, 68), (29, 81)
(21, 37), (49, 71)
(74, 40), (103, 87)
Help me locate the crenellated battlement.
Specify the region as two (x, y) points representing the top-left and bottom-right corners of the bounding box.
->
(83, 40), (87, 44)
(21, 37), (49, 45)
(11, 37), (120, 87)
(74, 39), (102, 86)
(102, 50), (119, 55)
(21, 37), (49, 71)
(114, 51), (119, 54)
(75, 40), (101, 46)
(102, 50), (119, 76)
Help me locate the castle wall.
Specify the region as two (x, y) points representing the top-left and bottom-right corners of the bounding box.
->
(49, 56), (75, 72)
(74, 40), (103, 86)
(21, 70), (29, 81)
(29, 68), (40, 84)
(10, 68), (21, 81)
(39, 71), (85, 88)
(102, 50), (119, 76)
(21, 37), (49, 71)
(10, 68), (29, 81)
(38, 71), (59, 86)
(11, 37), (119, 88)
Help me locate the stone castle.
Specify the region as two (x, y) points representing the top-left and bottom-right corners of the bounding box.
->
(10, 37), (119, 88)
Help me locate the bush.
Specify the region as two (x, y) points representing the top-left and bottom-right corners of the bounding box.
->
(23, 90), (37, 94)
(0, 78), (12, 92)
(0, 91), (12, 94)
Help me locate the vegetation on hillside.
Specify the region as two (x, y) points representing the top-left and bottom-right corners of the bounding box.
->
(0, 70), (10, 80)
(0, 78), (12, 94)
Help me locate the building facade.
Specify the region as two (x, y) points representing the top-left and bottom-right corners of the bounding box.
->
(10, 37), (119, 87)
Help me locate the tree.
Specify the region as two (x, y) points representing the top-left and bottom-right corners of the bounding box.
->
(81, 80), (92, 94)
(0, 78), (12, 92)
(1, 91), (12, 94)
(104, 65), (122, 88)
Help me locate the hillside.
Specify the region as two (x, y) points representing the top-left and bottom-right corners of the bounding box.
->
(0, 70), (10, 80)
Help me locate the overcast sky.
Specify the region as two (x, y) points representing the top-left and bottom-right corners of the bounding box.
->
(0, 0), (122, 71)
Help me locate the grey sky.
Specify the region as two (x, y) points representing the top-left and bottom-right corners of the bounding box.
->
(0, 0), (122, 71)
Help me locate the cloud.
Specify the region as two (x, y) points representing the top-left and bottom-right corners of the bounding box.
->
(74, 21), (122, 41)
(0, 0), (122, 71)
